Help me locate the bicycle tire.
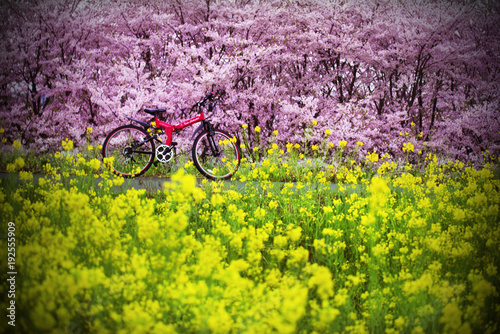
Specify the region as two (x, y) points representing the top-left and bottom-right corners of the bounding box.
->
(192, 129), (241, 180)
(102, 125), (155, 178)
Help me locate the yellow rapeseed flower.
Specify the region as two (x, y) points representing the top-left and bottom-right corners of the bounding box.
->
(287, 227), (302, 242)
(6, 163), (15, 173)
(366, 151), (379, 163)
(13, 139), (21, 150)
(62, 138), (74, 151)
(15, 157), (25, 170)
(253, 207), (266, 220)
(402, 142), (414, 153)
(323, 206), (333, 213)
(274, 235), (288, 248)
(308, 265), (334, 299)
(440, 302), (468, 333)
(19, 171), (33, 181)
(88, 158), (101, 170)
(288, 246), (309, 265)
(255, 126), (261, 133)
(269, 200), (278, 209)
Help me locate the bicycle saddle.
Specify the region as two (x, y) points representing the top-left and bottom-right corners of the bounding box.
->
(144, 108), (166, 116)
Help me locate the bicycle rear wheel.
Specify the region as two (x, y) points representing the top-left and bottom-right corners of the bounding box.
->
(192, 129), (241, 180)
(102, 125), (155, 178)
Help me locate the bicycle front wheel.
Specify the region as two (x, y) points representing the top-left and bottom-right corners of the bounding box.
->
(192, 129), (241, 180)
(102, 125), (155, 178)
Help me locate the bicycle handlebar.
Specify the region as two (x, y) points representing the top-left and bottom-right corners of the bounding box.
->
(196, 91), (217, 108)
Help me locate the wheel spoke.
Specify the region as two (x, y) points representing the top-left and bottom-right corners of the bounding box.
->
(192, 130), (240, 180)
(102, 126), (155, 178)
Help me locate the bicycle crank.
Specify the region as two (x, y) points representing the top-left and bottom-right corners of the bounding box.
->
(155, 144), (174, 163)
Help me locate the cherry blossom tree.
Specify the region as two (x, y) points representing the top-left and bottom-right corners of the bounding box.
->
(1, 0), (498, 162)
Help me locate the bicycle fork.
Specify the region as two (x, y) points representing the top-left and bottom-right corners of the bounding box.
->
(206, 123), (220, 157)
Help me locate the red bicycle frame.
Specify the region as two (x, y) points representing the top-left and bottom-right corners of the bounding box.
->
(154, 112), (205, 146)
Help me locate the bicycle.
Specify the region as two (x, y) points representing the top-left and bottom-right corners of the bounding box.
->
(102, 92), (241, 180)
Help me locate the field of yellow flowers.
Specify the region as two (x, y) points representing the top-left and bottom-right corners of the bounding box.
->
(1, 138), (499, 333)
